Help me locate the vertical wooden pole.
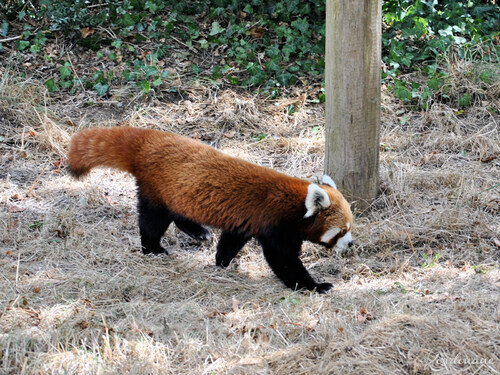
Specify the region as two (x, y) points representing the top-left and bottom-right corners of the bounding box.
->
(325, 0), (381, 208)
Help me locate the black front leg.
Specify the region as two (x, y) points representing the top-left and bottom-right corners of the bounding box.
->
(137, 193), (172, 254)
(216, 230), (250, 267)
(257, 232), (333, 293)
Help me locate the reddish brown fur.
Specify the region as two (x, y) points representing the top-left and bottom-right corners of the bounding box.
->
(68, 127), (354, 292)
(68, 127), (349, 236)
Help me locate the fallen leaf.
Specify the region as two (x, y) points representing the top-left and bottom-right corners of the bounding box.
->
(73, 226), (85, 236)
(77, 320), (90, 329)
(80, 28), (95, 38)
(11, 193), (24, 201)
(494, 238), (500, 248)
(306, 319), (319, 331)
(249, 27), (265, 38)
(207, 311), (227, 318)
(224, 130), (236, 139)
(357, 313), (366, 323)
(357, 306), (374, 323)
(33, 287), (41, 293)
(480, 153), (499, 163)
(8, 206), (26, 213)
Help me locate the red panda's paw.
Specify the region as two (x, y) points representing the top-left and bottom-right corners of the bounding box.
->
(316, 282), (334, 294)
(174, 219), (211, 242)
(141, 245), (168, 255)
(186, 226), (211, 242)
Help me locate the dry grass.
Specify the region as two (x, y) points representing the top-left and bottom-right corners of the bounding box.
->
(0, 65), (499, 375)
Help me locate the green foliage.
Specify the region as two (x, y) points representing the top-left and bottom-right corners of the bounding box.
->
(383, 0), (499, 107)
(1, 0), (498, 103)
(421, 252), (441, 268)
(252, 132), (268, 142)
(1, 0), (326, 96)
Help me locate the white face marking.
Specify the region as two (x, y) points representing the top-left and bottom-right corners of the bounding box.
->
(346, 222), (350, 230)
(320, 227), (340, 243)
(335, 232), (353, 254)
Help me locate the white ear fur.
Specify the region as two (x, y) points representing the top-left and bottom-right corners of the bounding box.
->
(322, 175), (337, 189)
(304, 184), (331, 218)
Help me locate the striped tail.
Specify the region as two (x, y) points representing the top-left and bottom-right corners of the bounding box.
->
(67, 127), (146, 178)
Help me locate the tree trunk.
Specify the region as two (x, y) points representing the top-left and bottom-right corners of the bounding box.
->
(325, 0), (381, 209)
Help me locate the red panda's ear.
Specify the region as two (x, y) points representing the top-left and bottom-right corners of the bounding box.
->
(322, 175), (337, 189)
(304, 184), (331, 218)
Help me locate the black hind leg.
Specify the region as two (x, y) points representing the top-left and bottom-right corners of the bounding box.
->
(174, 217), (211, 241)
(216, 231), (250, 267)
(137, 194), (172, 254)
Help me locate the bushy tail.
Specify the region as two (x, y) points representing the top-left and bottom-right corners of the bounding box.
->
(67, 127), (146, 178)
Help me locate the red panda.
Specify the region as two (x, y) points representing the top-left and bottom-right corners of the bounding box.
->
(68, 127), (354, 293)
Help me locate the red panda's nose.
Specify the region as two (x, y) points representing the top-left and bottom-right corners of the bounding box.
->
(348, 241), (354, 248)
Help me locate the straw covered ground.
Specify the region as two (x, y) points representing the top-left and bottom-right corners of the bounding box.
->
(0, 64), (499, 374)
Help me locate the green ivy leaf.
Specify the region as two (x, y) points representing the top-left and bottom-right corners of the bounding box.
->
(30, 44), (41, 54)
(137, 80), (150, 92)
(459, 94), (470, 107)
(122, 70), (134, 81)
(479, 70), (493, 84)
(243, 4), (253, 14)
(227, 76), (240, 85)
(212, 66), (222, 79)
(1, 21), (9, 37)
(318, 89), (326, 103)
(191, 64), (202, 74)
(145, 1), (160, 13)
(60, 79), (74, 89)
(94, 82), (109, 96)
(45, 78), (59, 93)
(16, 40), (30, 51)
(152, 77), (162, 87)
(111, 39), (122, 49)
(59, 64), (72, 80)
(395, 86), (411, 102)
(291, 18), (309, 34)
(198, 39), (208, 49)
(427, 77), (441, 91)
(210, 22), (226, 36)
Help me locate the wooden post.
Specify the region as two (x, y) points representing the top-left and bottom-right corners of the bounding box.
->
(325, 0), (381, 208)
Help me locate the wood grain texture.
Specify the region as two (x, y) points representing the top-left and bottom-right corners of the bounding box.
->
(325, 0), (381, 208)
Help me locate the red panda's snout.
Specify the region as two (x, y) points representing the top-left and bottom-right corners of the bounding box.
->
(317, 214), (353, 252)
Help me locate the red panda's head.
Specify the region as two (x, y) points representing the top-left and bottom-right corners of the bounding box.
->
(303, 175), (354, 252)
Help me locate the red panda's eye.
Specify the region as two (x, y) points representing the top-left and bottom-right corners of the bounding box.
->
(341, 228), (347, 235)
